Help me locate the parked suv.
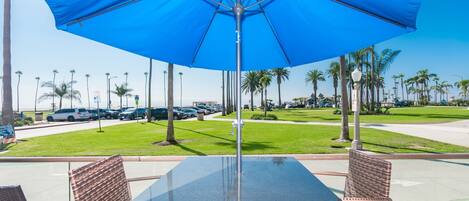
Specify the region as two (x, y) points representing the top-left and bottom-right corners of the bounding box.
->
(47, 108), (91, 122)
(119, 108), (147, 120)
(150, 108), (186, 121)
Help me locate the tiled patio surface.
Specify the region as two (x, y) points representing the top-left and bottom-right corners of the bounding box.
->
(0, 159), (468, 201)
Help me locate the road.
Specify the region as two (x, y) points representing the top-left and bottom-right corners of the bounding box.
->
(16, 120), (138, 139)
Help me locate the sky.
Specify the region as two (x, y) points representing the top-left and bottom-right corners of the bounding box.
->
(1, 0), (469, 110)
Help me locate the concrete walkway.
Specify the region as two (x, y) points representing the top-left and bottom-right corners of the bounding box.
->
(15, 119), (138, 139)
(207, 113), (469, 147)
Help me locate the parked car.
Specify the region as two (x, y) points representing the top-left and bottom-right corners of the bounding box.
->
(188, 106), (209, 115)
(104, 109), (120, 119)
(150, 108), (187, 120)
(196, 105), (214, 114)
(181, 108), (198, 117)
(119, 108), (147, 120)
(47, 108), (91, 122)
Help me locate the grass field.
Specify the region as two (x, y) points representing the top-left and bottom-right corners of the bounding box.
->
(217, 107), (469, 124)
(3, 121), (468, 156)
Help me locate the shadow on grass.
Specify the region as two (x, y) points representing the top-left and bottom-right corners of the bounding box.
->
(362, 141), (443, 154)
(173, 143), (207, 156)
(149, 122), (278, 152)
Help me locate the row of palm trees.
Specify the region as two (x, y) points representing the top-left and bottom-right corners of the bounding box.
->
(391, 70), (469, 105)
(240, 68), (290, 114)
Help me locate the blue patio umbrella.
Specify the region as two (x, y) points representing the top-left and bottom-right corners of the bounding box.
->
(45, 0), (421, 174)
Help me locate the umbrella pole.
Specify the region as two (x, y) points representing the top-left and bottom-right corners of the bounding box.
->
(234, 3), (244, 176)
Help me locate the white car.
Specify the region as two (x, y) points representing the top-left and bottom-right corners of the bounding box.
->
(47, 108), (91, 122)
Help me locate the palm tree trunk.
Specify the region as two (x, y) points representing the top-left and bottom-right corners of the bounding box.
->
(277, 80), (282, 107)
(348, 81), (352, 110)
(52, 73), (56, 111)
(250, 90), (254, 111)
(313, 84), (317, 107)
(147, 59), (153, 122)
(166, 63), (176, 143)
(222, 71), (226, 116)
(264, 88), (268, 117)
(338, 55), (350, 141)
(59, 97), (63, 110)
(333, 84), (338, 108)
(260, 90), (264, 107)
(34, 79), (39, 113)
(86, 77), (90, 110)
(119, 97), (122, 110)
(370, 50), (375, 111)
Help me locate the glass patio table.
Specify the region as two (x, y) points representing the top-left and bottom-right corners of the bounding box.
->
(134, 157), (339, 201)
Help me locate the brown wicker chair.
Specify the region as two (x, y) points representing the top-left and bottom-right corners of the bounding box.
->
(0, 185), (27, 201)
(315, 150), (392, 201)
(69, 155), (160, 201)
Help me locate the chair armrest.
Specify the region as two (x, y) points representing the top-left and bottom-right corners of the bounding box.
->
(127, 175), (161, 182)
(342, 198), (392, 201)
(314, 171), (348, 177)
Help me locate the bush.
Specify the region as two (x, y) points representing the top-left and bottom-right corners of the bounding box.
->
(14, 117), (34, 127)
(251, 114), (278, 120)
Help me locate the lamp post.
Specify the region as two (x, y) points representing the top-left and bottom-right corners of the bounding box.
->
(351, 68), (362, 150)
(106, 73), (117, 109)
(144, 72), (148, 108)
(179, 72), (183, 107)
(70, 70), (75, 108)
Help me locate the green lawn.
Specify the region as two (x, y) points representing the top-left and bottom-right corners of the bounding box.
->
(217, 107), (469, 124)
(3, 121), (468, 156)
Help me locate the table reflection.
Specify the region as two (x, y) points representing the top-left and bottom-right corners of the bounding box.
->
(134, 157), (337, 201)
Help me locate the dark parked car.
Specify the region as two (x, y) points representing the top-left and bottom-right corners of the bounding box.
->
(119, 108), (147, 120)
(181, 108), (198, 117)
(88, 109), (120, 120)
(150, 108), (187, 121)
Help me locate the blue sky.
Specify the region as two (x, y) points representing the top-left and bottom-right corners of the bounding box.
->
(1, 0), (469, 110)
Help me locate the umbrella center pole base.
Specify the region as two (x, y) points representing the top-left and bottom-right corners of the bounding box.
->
(231, 120), (244, 136)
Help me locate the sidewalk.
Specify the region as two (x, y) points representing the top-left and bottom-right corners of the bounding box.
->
(207, 113), (469, 147)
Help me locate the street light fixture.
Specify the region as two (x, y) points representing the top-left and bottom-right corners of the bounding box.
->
(351, 68), (362, 150)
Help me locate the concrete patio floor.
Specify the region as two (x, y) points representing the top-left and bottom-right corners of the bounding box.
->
(0, 158), (468, 201)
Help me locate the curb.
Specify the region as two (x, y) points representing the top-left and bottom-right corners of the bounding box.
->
(15, 122), (87, 131)
(0, 153), (468, 162)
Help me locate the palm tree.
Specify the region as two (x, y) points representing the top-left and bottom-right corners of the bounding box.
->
(2, 0), (14, 126)
(338, 55), (350, 141)
(305, 69), (325, 107)
(439, 81), (452, 102)
(366, 46), (376, 111)
(271, 68), (290, 107)
(415, 69), (436, 104)
(455, 80), (469, 101)
(112, 83), (133, 109)
(144, 72), (148, 107)
(432, 76), (440, 103)
(242, 71), (260, 111)
(327, 62), (340, 108)
(391, 74), (400, 100)
(34, 77), (40, 113)
(85, 74), (90, 109)
(259, 71), (272, 116)
(147, 59), (153, 122)
(374, 49), (401, 104)
(166, 63), (176, 143)
(39, 81), (80, 110)
(69, 69), (75, 108)
(14, 71), (22, 112)
(52, 70), (58, 111)
(256, 70), (269, 107)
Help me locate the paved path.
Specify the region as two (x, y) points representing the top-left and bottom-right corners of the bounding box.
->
(16, 120), (138, 139)
(207, 113), (469, 147)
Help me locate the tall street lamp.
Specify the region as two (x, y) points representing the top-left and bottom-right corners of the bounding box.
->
(179, 72), (183, 107)
(106, 73), (117, 109)
(351, 68), (362, 150)
(34, 77), (40, 113)
(144, 72), (148, 108)
(70, 69), (75, 108)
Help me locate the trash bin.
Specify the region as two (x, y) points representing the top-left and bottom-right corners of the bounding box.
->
(197, 112), (204, 121)
(35, 112), (43, 122)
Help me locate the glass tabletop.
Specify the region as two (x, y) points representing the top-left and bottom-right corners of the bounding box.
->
(134, 157), (339, 201)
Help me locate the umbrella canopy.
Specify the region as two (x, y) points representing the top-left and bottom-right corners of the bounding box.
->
(45, 0), (420, 176)
(45, 0), (420, 71)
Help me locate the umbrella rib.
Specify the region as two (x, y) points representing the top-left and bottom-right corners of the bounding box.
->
(190, 1), (224, 66)
(256, 1), (292, 66)
(332, 0), (408, 29)
(66, 0), (140, 26)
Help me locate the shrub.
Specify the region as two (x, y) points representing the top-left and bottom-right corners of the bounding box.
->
(251, 114), (278, 120)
